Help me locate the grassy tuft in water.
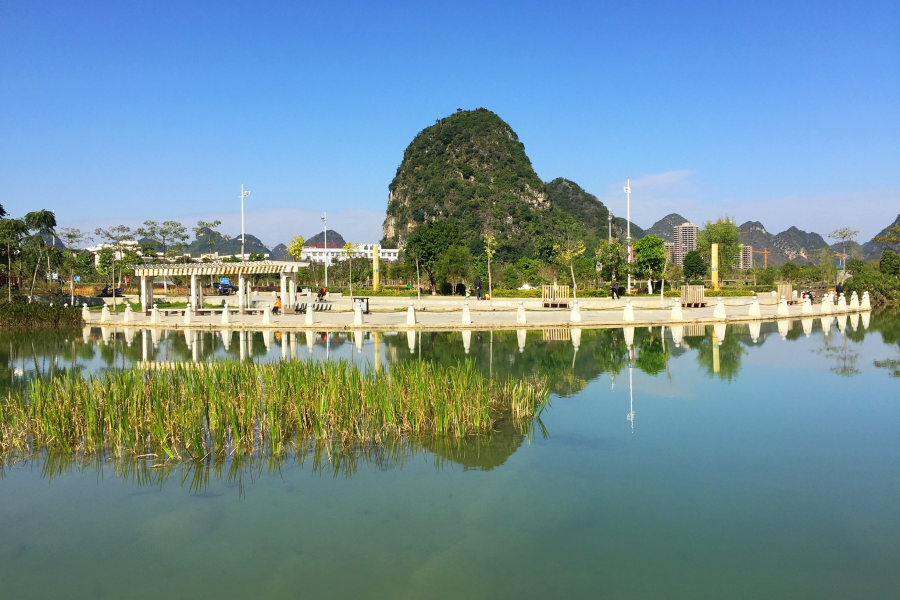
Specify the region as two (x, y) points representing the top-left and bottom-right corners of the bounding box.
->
(0, 359), (548, 461)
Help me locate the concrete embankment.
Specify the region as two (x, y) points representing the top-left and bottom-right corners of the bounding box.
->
(85, 293), (871, 332)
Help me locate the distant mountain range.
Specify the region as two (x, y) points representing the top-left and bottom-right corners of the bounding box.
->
(636, 212), (900, 268)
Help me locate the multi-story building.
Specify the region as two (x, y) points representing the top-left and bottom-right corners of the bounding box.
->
(664, 242), (676, 265)
(301, 244), (399, 265)
(738, 245), (753, 270)
(672, 222), (699, 266)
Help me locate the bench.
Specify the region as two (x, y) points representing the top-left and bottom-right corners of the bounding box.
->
(542, 285), (570, 308)
(295, 302), (333, 313)
(681, 285), (706, 308)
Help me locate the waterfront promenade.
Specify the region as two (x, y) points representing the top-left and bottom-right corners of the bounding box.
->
(86, 293), (871, 331)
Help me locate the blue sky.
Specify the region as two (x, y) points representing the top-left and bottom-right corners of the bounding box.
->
(2, 0), (898, 246)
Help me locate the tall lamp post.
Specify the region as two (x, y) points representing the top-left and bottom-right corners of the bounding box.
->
(321, 213), (328, 287)
(608, 212), (613, 243)
(240, 184), (251, 262)
(624, 179), (632, 293)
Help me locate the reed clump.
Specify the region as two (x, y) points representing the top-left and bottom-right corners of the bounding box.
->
(0, 360), (548, 461)
(0, 301), (83, 328)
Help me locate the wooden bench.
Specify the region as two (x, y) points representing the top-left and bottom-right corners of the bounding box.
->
(680, 285), (706, 307)
(776, 283), (796, 304)
(542, 285), (570, 308)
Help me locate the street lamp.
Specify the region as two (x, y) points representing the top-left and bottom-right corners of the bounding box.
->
(608, 212), (613, 243)
(624, 179), (632, 293)
(240, 184), (251, 262)
(321, 213), (328, 287)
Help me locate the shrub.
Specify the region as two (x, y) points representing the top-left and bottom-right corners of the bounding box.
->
(881, 250), (900, 276)
(844, 271), (900, 305)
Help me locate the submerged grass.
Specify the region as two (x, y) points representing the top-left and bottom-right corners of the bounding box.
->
(0, 359), (548, 461)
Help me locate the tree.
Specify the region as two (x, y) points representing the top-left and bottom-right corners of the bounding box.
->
(828, 227), (859, 271)
(94, 225), (133, 309)
(555, 229), (586, 298)
(779, 262), (801, 283)
(633, 234), (667, 293)
(484, 230), (497, 303)
(404, 220), (461, 293)
(697, 217), (742, 275)
(342, 242), (355, 299)
(58, 228), (93, 305)
(880, 250), (900, 276)
(287, 235), (306, 260)
(683, 250), (707, 281)
(136, 220), (187, 290)
(664, 264), (683, 289)
(873, 225), (900, 250)
(0, 218), (27, 301)
(597, 240), (627, 284)
(23, 210), (58, 302)
(815, 247), (838, 284)
(436, 244), (473, 294)
(194, 220), (229, 257)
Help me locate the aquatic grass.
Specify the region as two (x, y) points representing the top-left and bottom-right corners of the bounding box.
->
(0, 359), (548, 461)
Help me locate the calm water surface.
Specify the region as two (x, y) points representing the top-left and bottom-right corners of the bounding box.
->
(1, 312), (898, 599)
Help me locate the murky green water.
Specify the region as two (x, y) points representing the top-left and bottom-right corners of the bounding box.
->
(1, 312), (898, 599)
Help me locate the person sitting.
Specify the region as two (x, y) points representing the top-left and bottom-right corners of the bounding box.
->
(273, 296), (282, 315)
(317, 287), (327, 301)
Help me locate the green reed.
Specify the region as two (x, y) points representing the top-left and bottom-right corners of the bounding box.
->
(0, 359), (548, 461)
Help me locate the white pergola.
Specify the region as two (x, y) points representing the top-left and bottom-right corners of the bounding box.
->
(131, 261), (309, 314)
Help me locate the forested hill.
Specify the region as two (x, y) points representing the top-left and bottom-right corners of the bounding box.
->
(381, 108), (651, 261)
(381, 108), (550, 259)
(544, 178), (644, 240)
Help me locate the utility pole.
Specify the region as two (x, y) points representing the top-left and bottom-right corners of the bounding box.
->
(624, 179), (632, 293)
(321, 213), (328, 287)
(240, 184), (251, 262)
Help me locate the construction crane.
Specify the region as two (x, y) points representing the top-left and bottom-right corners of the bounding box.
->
(751, 248), (769, 269)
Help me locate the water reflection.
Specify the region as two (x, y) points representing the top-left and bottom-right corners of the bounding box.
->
(2, 416), (541, 492)
(3, 310), (898, 400)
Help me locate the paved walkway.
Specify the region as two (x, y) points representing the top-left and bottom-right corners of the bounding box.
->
(89, 301), (870, 331)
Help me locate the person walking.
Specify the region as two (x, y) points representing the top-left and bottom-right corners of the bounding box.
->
(474, 275), (483, 300)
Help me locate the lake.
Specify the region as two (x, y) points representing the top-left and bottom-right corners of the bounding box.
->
(1, 312), (898, 599)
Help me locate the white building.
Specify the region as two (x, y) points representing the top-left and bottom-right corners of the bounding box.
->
(85, 240), (142, 266)
(301, 244), (399, 265)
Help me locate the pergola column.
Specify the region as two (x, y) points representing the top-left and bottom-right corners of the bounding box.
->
(280, 272), (288, 314)
(190, 274), (198, 308)
(238, 274), (246, 314)
(140, 275), (154, 313)
(288, 275), (297, 313)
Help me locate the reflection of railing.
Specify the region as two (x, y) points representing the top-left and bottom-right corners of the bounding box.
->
(542, 328), (571, 341)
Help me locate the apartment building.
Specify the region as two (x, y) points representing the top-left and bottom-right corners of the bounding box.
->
(672, 222), (699, 266)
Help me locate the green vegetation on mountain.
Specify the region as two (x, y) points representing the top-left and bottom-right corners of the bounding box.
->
(544, 178), (644, 240)
(382, 108), (559, 261)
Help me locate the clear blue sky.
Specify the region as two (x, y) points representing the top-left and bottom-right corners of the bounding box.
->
(2, 0), (898, 246)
